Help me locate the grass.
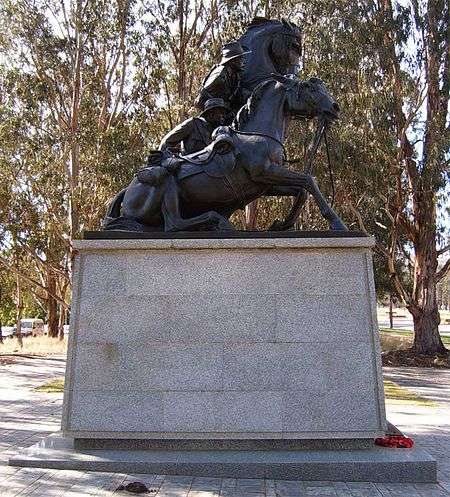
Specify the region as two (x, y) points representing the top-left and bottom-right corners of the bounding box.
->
(0, 335), (68, 356)
(35, 377), (65, 393)
(377, 306), (450, 322)
(383, 379), (436, 407)
(379, 328), (450, 351)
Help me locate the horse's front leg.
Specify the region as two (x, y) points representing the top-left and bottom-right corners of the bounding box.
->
(255, 163), (347, 231)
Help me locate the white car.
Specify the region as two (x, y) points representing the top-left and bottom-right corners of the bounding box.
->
(17, 319), (45, 337)
(1, 326), (15, 338)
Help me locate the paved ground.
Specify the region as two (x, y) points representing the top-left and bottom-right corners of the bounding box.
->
(1, 356), (450, 496)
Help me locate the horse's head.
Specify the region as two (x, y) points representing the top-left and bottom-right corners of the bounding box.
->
(270, 19), (302, 73)
(239, 18), (302, 89)
(273, 74), (340, 121)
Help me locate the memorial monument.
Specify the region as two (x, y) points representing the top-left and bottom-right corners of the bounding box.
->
(10, 18), (436, 482)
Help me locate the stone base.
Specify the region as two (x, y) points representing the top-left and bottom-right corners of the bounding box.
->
(9, 434), (436, 483)
(62, 236), (386, 441)
(74, 438), (373, 451)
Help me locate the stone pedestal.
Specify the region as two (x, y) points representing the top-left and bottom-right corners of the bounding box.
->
(9, 235), (437, 481)
(61, 236), (386, 441)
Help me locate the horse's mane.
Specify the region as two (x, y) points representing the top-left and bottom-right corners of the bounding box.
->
(241, 17), (301, 39)
(233, 79), (274, 129)
(245, 17), (300, 32)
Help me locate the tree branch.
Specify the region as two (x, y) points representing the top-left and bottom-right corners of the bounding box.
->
(437, 258), (450, 282)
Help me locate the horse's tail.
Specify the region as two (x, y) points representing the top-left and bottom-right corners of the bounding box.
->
(102, 188), (126, 229)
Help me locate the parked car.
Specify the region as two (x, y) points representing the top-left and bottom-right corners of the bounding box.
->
(0, 326), (15, 339)
(16, 319), (45, 337)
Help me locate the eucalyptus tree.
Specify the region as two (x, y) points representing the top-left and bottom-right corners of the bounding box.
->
(296, 0), (449, 355)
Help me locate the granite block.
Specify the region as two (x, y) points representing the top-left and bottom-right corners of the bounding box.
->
(72, 343), (224, 391)
(163, 392), (218, 432)
(77, 294), (278, 344)
(9, 434), (437, 483)
(67, 391), (163, 432)
(72, 342), (122, 390)
(75, 236), (376, 249)
(77, 295), (171, 343)
(216, 392), (283, 432)
(124, 249), (367, 297)
(275, 294), (371, 343)
(79, 252), (126, 297)
(222, 344), (286, 391)
(222, 343), (375, 393)
(282, 388), (381, 433)
(283, 342), (377, 393)
(73, 438), (374, 450)
(163, 392), (283, 433)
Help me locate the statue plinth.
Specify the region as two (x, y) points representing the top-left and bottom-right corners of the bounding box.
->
(61, 234), (386, 441)
(9, 233), (437, 482)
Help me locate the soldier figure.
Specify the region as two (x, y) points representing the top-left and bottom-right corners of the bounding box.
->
(196, 41), (251, 118)
(159, 98), (229, 155)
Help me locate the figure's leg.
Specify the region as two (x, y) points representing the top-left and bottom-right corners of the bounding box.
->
(255, 164), (347, 231)
(162, 176), (234, 231)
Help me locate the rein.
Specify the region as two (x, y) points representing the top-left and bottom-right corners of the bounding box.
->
(229, 128), (286, 151)
(284, 117), (336, 206)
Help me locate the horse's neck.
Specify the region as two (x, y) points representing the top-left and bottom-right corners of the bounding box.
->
(240, 39), (277, 89)
(239, 89), (287, 144)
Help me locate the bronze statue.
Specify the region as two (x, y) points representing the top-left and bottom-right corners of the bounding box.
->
(196, 41), (251, 117)
(103, 18), (346, 233)
(159, 98), (228, 155)
(103, 75), (346, 232)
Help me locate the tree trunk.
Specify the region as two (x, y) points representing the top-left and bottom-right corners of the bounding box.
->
(389, 295), (393, 329)
(68, 0), (83, 246)
(15, 274), (23, 348)
(410, 307), (444, 355)
(245, 201), (258, 230)
(58, 304), (66, 341)
(409, 206), (446, 355)
(46, 270), (59, 338)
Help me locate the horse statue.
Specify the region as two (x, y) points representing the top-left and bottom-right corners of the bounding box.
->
(103, 74), (347, 232)
(239, 18), (302, 97)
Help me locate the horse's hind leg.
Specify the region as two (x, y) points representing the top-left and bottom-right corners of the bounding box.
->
(264, 186), (308, 230)
(162, 176), (234, 232)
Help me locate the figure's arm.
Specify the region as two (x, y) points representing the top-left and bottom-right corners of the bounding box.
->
(159, 119), (193, 152)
